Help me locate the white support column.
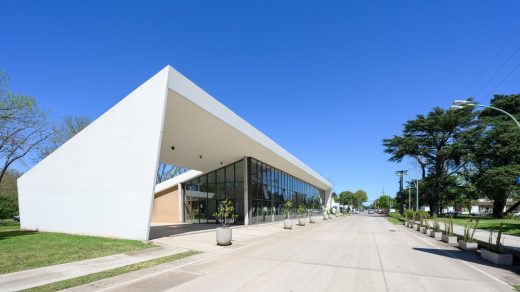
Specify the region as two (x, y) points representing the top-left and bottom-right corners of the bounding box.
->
(178, 183), (184, 223)
(243, 156), (249, 225)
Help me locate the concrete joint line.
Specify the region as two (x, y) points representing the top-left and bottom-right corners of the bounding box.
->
(399, 223), (509, 287)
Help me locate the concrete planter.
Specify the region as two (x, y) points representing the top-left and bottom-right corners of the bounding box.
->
(426, 228), (432, 235)
(481, 248), (513, 265)
(309, 216), (316, 223)
(442, 234), (458, 246)
(434, 231), (442, 240)
(428, 230), (435, 237)
(216, 227), (232, 246)
(323, 213), (328, 220)
(328, 214), (333, 219)
(458, 240), (478, 251)
(283, 219), (293, 229)
(413, 224), (420, 231)
(298, 218), (307, 226)
(408, 222), (414, 228)
(420, 227), (426, 234)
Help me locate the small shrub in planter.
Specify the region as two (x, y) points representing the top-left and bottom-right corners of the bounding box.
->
(213, 199), (238, 246)
(430, 215), (442, 239)
(322, 206), (329, 220)
(459, 219), (479, 251)
(283, 201), (293, 229)
(441, 217), (458, 246)
(297, 205), (307, 226)
(481, 222), (513, 265)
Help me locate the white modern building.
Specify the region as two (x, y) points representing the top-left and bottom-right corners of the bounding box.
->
(17, 66), (333, 240)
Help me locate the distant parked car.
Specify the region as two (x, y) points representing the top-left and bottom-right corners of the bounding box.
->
(368, 210), (374, 214)
(389, 209), (397, 213)
(13, 215), (20, 222)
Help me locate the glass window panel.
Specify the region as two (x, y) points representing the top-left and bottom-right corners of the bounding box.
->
(207, 171), (216, 184)
(216, 168), (225, 183)
(225, 182), (234, 200)
(225, 164), (234, 182)
(199, 175), (207, 184)
(207, 184), (216, 199)
(235, 182), (244, 200)
(235, 160), (244, 182)
(262, 184), (270, 200)
(216, 182), (226, 199)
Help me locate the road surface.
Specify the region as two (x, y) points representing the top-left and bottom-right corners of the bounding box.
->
(71, 215), (520, 292)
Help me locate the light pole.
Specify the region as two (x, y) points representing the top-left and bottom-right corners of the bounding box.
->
(415, 157), (419, 211)
(396, 170), (407, 211)
(450, 100), (520, 130)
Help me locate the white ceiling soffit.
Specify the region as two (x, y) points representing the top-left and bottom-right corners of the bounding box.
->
(158, 67), (333, 191)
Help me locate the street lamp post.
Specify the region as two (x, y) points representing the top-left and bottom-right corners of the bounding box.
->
(450, 100), (520, 130)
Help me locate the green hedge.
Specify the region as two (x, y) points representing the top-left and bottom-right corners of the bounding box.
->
(0, 196), (18, 219)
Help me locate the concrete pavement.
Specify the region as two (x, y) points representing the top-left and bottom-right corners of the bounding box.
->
(0, 245), (188, 292)
(68, 215), (520, 292)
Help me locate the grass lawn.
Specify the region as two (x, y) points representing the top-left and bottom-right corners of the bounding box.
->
(25, 251), (200, 292)
(0, 220), (155, 275)
(436, 216), (520, 236)
(386, 215), (403, 225)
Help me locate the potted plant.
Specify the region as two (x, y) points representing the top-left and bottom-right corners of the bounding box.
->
(309, 206), (316, 223)
(413, 212), (420, 231)
(213, 199), (238, 246)
(297, 205), (307, 226)
(430, 215), (442, 239)
(328, 209), (333, 219)
(441, 217), (458, 246)
(323, 206), (329, 220)
(459, 219), (479, 251)
(419, 211), (429, 234)
(481, 222), (513, 265)
(283, 201), (293, 229)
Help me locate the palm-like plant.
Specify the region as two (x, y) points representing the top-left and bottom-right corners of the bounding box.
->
(283, 201), (293, 219)
(488, 222), (505, 254)
(297, 205), (306, 218)
(213, 199), (238, 228)
(432, 215), (441, 232)
(463, 218), (479, 243)
(443, 217), (454, 236)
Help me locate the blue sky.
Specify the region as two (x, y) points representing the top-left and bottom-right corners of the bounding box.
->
(1, 1), (520, 203)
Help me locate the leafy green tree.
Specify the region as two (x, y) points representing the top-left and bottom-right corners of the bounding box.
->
(383, 106), (476, 215)
(353, 189), (368, 209)
(0, 69), (50, 183)
(464, 95), (520, 217)
(0, 196), (18, 218)
(338, 191), (354, 206)
(377, 194), (394, 209)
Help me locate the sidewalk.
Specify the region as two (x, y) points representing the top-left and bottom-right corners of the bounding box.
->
(0, 216), (332, 291)
(424, 220), (520, 252)
(0, 246), (188, 292)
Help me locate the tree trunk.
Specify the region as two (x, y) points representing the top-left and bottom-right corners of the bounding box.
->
(492, 192), (507, 218)
(504, 200), (520, 215)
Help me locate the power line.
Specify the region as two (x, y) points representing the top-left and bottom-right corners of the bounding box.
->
(487, 60), (520, 96)
(465, 24), (520, 96)
(473, 44), (520, 98)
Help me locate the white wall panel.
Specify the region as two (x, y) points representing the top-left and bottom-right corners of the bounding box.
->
(17, 67), (169, 240)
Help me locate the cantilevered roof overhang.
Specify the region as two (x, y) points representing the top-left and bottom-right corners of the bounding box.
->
(160, 68), (332, 191)
(18, 65), (333, 241)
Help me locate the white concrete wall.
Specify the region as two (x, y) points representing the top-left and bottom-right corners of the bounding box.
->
(17, 67), (170, 240)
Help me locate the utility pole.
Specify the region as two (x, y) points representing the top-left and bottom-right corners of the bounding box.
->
(395, 170), (407, 212)
(415, 157), (420, 211)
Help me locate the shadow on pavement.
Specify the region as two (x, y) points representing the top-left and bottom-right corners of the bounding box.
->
(413, 247), (520, 275)
(149, 224), (219, 240)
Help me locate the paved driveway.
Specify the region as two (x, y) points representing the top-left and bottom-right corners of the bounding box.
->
(71, 215), (520, 292)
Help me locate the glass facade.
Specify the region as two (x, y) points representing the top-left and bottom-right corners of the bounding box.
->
(248, 158), (324, 224)
(182, 157), (325, 225)
(183, 160), (244, 224)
